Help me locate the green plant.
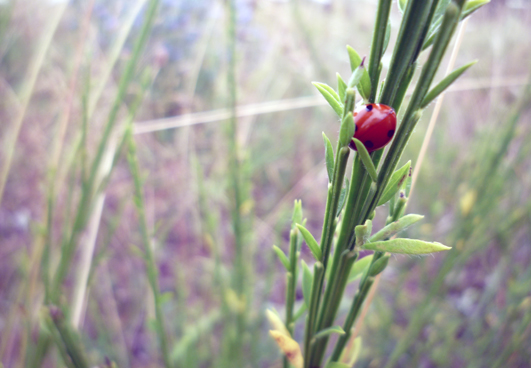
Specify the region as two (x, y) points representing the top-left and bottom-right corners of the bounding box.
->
(21, 1), (162, 366)
(269, 0), (489, 367)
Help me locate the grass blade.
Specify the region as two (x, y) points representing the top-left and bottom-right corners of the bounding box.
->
(352, 139), (378, 182)
(421, 60), (477, 108)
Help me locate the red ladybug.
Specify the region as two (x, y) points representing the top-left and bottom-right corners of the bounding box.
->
(349, 104), (397, 153)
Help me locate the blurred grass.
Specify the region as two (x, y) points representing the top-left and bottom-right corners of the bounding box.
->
(0, 0), (530, 367)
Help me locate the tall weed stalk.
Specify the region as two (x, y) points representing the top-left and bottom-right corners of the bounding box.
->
(26, 1), (161, 366)
(269, 0), (490, 367)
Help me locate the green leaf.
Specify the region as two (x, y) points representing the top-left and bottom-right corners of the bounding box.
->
(398, 0), (407, 13)
(314, 326), (345, 340)
(370, 214), (424, 242)
(322, 132), (335, 183)
(433, 0), (452, 25)
(348, 255), (373, 282)
(346, 46), (371, 100)
(352, 138), (378, 182)
(301, 260), (313, 307)
(383, 18), (391, 55)
(336, 178), (349, 217)
(337, 73), (347, 103)
(338, 336), (362, 367)
(296, 224), (322, 261)
(293, 303), (307, 322)
(347, 62), (366, 90)
(462, 0), (490, 18)
(362, 238), (451, 254)
(378, 161), (411, 206)
(326, 363), (350, 368)
(355, 219), (372, 249)
(339, 113), (356, 148)
(313, 82), (343, 117)
(273, 245), (290, 271)
(292, 199), (303, 226)
(314, 82), (341, 103)
(367, 254), (390, 276)
(421, 60), (477, 108)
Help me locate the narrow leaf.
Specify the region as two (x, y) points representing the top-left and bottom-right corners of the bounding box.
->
(362, 238), (451, 254)
(348, 255), (373, 282)
(462, 0), (490, 18)
(313, 82), (343, 117)
(367, 254), (390, 276)
(370, 214), (424, 242)
(346, 46), (371, 100)
(266, 309), (290, 336)
(352, 138), (378, 182)
(336, 178), (349, 217)
(398, 0), (407, 13)
(383, 18), (391, 55)
(347, 62), (365, 90)
(377, 161), (411, 206)
(269, 330), (303, 368)
(337, 73), (347, 102)
(435, 0), (452, 20)
(296, 224), (322, 261)
(326, 363), (350, 368)
(314, 326), (345, 340)
(339, 336), (362, 367)
(273, 245), (290, 271)
(315, 82), (341, 102)
(301, 260), (313, 307)
(293, 303), (307, 322)
(322, 132), (335, 183)
(292, 199), (303, 226)
(339, 113), (356, 148)
(421, 60), (477, 108)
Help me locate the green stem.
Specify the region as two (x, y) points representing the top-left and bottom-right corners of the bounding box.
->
(225, 0), (248, 363)
(322, 1), (466, 364)
(303, 146), (350, 368)
(368, 0), (393, 102)
(361, 1), (464, 225)
(284, 227), (299, 368)
(330, 276), (375, 361)
(303, 262), (324, 366)
(379, 0), (435, 106)
(47, 307), (90, 368)
(49, 0), (160, 302)
(126, 129), (171, 368)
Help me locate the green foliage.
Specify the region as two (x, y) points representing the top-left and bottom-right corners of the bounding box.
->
(346, 46), (371, 100)
(322, 133), (335, 183)
(351, 138), (378, 182)
(313, 82), (343, 117)
(296, 224), (322, 261)
(377, 161), (411, 206)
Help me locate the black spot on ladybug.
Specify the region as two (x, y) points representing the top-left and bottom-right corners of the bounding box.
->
(365, 141), (374, 149)
(366, 104), (373, 111)
(387, 130), (395, 138)
(355, 124), (358, 132)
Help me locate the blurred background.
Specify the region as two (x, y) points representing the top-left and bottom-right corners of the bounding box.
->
(1, 0), (531, 367)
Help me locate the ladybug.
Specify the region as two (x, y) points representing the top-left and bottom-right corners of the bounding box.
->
(348, 103), (397, 153)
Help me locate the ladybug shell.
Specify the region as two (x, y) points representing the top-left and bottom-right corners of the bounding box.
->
(349, 103), (397, 153)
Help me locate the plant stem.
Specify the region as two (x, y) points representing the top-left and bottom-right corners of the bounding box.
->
(50, 0), (160, 302)
(318, 1), (467, 364)
(284, 227), (299, 368)
(224, 0), (248, 363)
(330, 276), (375, 361)
(361, 1), (464, 225)
(368, 0), (393, 103)
(126, 128), (171, 368)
